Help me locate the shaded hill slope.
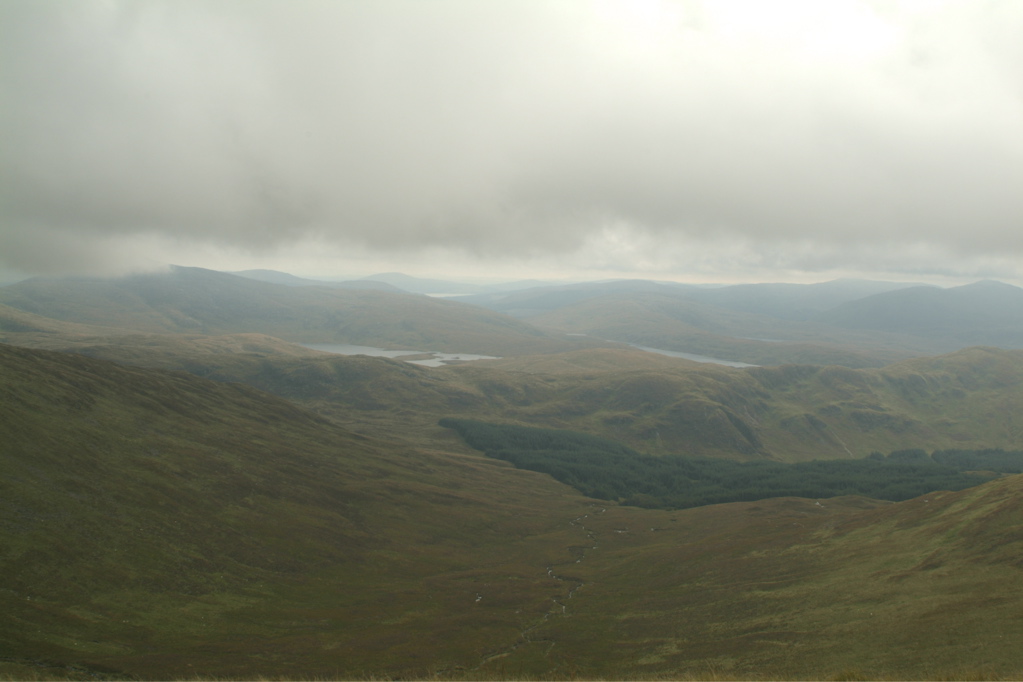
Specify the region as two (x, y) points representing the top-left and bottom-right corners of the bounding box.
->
(360, 271), (496, 295)
(459, 278), (919, 321)
(0, 303), (327, 360)
(232, 268), (402, 291)
(3, 343), (1023, 679)
(0, 267), (607, 356)
(516, 475), (1023, 679)
(464, 279), (1023, 366)
(682, 278), (924, 319)
(814, 279), (1023, 350)
(30, 330), (1023, 462)
(524, 291), (940, 367)
(0, 343), (598, 679)
(454, 279), (696, 317)
(449, 346), (1023, 461)
(0, 302), (130, 338)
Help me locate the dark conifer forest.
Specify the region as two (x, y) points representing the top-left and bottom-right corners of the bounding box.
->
(441, 418), (1022, 509)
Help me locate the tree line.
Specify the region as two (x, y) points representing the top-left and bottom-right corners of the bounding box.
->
(439, 418), (1022, 510)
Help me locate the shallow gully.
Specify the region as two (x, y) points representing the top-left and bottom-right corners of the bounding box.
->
(472, 505), (607, 670)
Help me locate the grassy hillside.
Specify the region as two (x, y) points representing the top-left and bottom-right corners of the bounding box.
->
(493, 475), (1023, 679)
(0, 303), (129, 338)
(15, 326), (1022, 462)
(3, 343), (1023, 679)
(0, 267), (609, 357)
(752, 347), (1023, 459)
(0, 343), (596, 679)
(441, 347), (1023, 461)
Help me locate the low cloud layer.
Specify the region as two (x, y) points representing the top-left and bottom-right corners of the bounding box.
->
(3, 0), (1022, 282)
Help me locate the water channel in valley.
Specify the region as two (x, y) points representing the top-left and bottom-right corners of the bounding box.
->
(301, 342), (755, 368)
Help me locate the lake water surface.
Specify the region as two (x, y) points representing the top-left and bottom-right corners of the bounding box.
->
(302, 342), (754, 369)
(300, 343), (500, 367)
(628, 345), (758, 368)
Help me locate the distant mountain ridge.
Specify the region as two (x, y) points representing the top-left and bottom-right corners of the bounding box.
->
(0, 266), (610, 356)
(814, 279), (1023, 350)
(4, 267), (1021, 367)
(358, 272), (574, 295)
(233, 268), (402, 291)
(454, 279), (697, 319)
(360, 271), (496, 294)
(453, 278), (918, 319)
(683, 278), (927, 319)
(458, 277), (1023, 364)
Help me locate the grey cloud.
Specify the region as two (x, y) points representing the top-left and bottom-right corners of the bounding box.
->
(2, 0), (1022, 279)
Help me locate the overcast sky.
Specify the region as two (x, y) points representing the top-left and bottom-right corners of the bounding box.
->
(3, 0), (1022, 285)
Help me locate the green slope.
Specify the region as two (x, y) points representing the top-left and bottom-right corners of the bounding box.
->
(0, 343), (596, 679)
(14, 327), (1022, 462)
(3, 343), (1023, 679)
(497, 476), (1023, 679)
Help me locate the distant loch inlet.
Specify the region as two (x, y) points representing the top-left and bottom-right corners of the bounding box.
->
(565, 333), (757, 368)
(628, 345), (758, 368)
(299, 343), (500, 367)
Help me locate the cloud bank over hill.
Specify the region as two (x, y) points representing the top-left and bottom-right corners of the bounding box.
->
(2, 0), (1022, 282)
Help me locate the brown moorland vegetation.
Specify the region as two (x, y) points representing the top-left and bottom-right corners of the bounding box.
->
(16, 325), (1021, 462)
(3, 342), (1023, 679)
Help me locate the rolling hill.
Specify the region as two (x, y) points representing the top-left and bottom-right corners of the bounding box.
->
(23, 320), (1023, 463)
(681, 278), (925, 319)
(232, 269), (402, 291)
(458, 278), (1023, 366)
(9, 271), (1017, 369)
(522, 291), (926, 367)
(454, 278), (697, 318)
(0, 342), (596, 679)
(359, 271), (496, 295)
(813, 279), (1023, 350)
(3, 342), (1023, 679)
(439, 346), (1023, 461)
(5, 270), (1023, 678)
(457, 278), (920, 321)
(506, 474), (1023, 679)
(0, 266), (610, 357)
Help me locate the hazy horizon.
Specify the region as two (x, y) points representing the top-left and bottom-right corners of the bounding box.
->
(5, 262), (1022, 292)
(3, 1), (1022, 287)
